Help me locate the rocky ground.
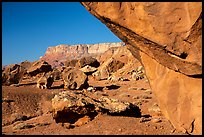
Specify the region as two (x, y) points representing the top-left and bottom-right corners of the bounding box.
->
(2, 77), (186, 135)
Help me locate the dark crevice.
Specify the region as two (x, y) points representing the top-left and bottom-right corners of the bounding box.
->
(54, 104), (97, 124)
(179, 52), (188, 59)
(188, 74), (202, 78)
(106, 84), (120, 90)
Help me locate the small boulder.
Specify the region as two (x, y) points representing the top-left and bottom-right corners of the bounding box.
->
(151, 117), (162, 123)
(51, 68), (62, 80)
(36, 72), (54, 89)
(148, 103), (162, 116)
(78, 56), (100, 68)
(80, 65), (97, 75)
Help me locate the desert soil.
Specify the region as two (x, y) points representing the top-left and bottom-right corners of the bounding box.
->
(2, 76), (187, 135)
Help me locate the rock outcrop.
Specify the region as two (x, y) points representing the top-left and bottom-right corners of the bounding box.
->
(81, 2), (202, 134)
(40, 42), (124, 68)
(92, 46), (142, 80)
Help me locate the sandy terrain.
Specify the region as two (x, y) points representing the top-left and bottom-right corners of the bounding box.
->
(2, 77), (186, 135)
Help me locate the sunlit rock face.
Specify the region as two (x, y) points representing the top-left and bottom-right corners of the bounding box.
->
(81, 2), (202, 134)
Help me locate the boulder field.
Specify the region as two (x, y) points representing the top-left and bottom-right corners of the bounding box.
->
(81, 2), (202, 134)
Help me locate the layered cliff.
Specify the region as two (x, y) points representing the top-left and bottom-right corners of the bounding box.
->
(40, 42), (124, 67)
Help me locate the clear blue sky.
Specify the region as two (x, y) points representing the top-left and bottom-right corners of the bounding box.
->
(2, 2), (121, 65)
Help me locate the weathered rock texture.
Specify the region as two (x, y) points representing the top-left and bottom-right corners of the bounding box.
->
(2, 60), (55, 88)
(27, 60), (52, 77)
(62, 67), (89, 90)
(81, 2), (202, 134)
(36, 72), (54, 89)
(2, 61), (33, 86)
(52, 90), (141, 127)
(64, 56), (100, 69)
(40, 42), (124, 68)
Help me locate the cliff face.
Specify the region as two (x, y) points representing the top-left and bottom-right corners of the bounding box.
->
(81, 2), (202, 76)
(81, 2), (202, 134)
(40, 42), (124, 67)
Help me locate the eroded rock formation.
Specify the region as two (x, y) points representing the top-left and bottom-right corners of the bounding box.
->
(62, 67), (89, 90)
(36, 72), (54, 89)
(27, 60), (52, 77)
(64, 56), (100, 69)
(81, 2), (202, 134)
(2, 61), (33, 86)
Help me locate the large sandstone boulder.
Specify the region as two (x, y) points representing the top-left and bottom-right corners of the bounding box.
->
(36, 72), (54, 89)
(2, 61), (33, 86)
(51, 68), (62, 80)
(92, 45), (142, 80)
(62, 67), (89, 90)
(51, 90), (141, 127)
(64, 56), (100, 69)
(92, 57), (125, 80)
(81, 2), (202, 134)
(2, 64), (21, 85)
(27, 60), (52, 76)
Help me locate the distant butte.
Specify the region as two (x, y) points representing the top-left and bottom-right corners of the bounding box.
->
(40, 42), (125, 68)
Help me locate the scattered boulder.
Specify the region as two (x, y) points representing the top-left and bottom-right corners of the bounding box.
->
(139, 117), (151, 123)
(148, 103), (162, 117)
(51, 91), (141, 128)
(106, 58), (125, 74)
(92, 58), (124, 80)
(2, 62), (31, 86)
(36, 72), (54, 89)
(80, 65), (97, 75)
(86, 86), (96, 92)
(19, 60), (33, 70)
(62, 67), (88, 90)
(13, 123), (35, 130)
(27, 60), (52, 76)
(151, 117), (162, 123)
(64, 59), (79, 68)
(131, 66), (146, 81)
(51, 68), (62, 80)
(65, 56), (100, 69)
(78, 56), (100, 68)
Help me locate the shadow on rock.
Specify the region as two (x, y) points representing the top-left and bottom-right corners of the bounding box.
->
(108, 104), (141, 117)
(106, 84), (120, 90)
